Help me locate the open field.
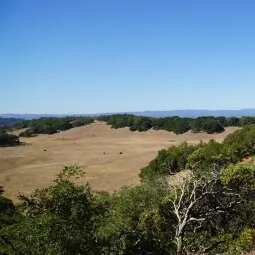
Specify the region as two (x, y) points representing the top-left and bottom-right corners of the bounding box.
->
(0, 122), (238, 200)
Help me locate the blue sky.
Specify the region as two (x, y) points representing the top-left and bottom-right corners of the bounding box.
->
(1, 0), (255, 114)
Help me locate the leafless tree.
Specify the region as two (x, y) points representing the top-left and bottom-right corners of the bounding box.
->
(168, 171), (243, 255)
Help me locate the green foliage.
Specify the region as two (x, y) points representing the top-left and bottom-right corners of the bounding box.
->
(13, 121), (29, 130)
(240, 117), (255, 126)
(223, 126), (255, 163)
(153, 116), (191, 134)
(0, 187), (20, 230)
(1, 125), (255, 254)
(140, 143), (197, 181)
(191, 117), (225, 134)
(0, 187), (21, 254)
(221, 163), (255, 191)
(98, 180), (172, 254)
(56, 165), (85, 181)
(19, 129), (34, 137)
(140, 126), (255, 181)
(0, 197), (18, 229)
(187, 140), (227, 174)
(0, 166), (108, 255)
(0, 160), (255, 254)
(99, 114), (236, 134)
(235, 228), (255, 253)
(17, 117), (94, 137)
(228, 228), (255, 254)
(71, 117), (94, 127)
(99, 114), (153, 132)
(99, 114), (255, 135)
(0, 130), (19, 146)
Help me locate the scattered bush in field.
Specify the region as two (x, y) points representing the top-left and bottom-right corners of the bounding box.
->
(19, 130), (34, 137)
(0, 131), (19, 146)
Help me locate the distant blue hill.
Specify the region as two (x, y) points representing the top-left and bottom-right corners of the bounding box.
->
(1, 109), (255, 120)
(130, 109), (255, 118)
(0, 117), (25, 126)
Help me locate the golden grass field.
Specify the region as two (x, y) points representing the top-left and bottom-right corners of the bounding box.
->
(0, 121), (238, 200)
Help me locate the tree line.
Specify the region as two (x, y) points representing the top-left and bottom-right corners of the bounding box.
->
(1, 127), (255, 254)
(2, 114), (255, 138)
(140, 125), (255, 180)
(16, 117), (94, 137)
(98, 114), (255, 134)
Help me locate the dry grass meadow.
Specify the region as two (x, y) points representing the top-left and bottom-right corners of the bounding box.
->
(0, 121), (238, 200)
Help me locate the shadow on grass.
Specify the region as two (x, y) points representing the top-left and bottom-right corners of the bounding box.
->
(0, 142), (26, 148)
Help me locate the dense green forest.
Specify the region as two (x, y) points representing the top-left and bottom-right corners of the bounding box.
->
(16, 117), (94, 137)
(98, 114), (255, 134)
(1, 126), (255, 254)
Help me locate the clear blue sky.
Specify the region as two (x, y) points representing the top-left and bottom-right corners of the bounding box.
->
(1, 0), (255, 114)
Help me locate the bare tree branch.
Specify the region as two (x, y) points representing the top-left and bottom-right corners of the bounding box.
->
(167, 170), (243, 255)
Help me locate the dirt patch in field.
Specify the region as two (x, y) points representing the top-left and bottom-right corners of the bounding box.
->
(0, 122), (238, 200)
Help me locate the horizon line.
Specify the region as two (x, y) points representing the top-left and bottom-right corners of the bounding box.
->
(1, 108), (255, 116)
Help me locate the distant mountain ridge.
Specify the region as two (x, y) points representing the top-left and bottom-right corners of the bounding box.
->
(132, 109), (255, 118)
(0, 117), (25, 126)
(1, 109), (255, 120)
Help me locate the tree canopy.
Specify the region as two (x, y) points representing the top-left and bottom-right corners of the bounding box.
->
(98, 114), (255, 134)
(18, 117), (94, 137)
(1, 127), (255, 254)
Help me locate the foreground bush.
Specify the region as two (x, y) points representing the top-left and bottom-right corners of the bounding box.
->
(1, 163), (254, 254)
(140, 126), (255, 180)
(0, 131), (19, 146)
(140, 143), (198, 181)
(1, 126), (255, 254)
(0, 166), (109, 254)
